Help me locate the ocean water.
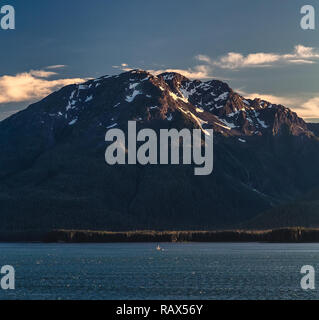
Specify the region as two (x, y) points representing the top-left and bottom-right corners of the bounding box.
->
(0, 242), (318, 300)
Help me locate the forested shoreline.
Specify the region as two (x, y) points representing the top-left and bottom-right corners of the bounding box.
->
(42, 227), (319, 243)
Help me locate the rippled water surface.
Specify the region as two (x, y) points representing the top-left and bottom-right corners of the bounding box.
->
(0, 242), (318, 300)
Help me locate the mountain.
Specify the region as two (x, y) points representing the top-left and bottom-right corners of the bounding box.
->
(242, 188), (319, 229)
(0, 69), (319, 233)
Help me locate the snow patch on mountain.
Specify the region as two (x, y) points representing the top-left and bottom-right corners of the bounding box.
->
(85, 95), (93, 103)
(218, 118), (237, 129)
(68, 118), (78, 126)
(107, 123), (118, 129)
(169, 91), (189, 104)
(215, 92), (229, 102)
(126, 89), (142, 102)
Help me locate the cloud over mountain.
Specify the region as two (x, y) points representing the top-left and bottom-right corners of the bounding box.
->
(0, 67), (86, 104)
(203, 45), (319, 70)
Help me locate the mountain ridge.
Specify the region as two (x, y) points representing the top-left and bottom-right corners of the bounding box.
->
(2, 69), (315, 140)
(0, 69), (319, 232)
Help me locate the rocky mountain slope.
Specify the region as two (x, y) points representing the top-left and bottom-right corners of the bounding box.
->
(242, 187), (319, 229)
(0, 69), (318, 232)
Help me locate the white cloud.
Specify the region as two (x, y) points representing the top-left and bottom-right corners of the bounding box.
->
(113, 44), (319, 81)
(300, 97), (319, 118)
(45, 65), (67, 70)
(29, 70), (58, 78)
(113, 62), (213, 79)
(148, 65), (212, 79)
(236, 89), (319, 119)
(217, 52), (280, 69)
(236, 89), (301, 106)
(112, 63), (130, 69)
(205, 45), (319, 69)
(195, 54), (212, 64)
(0, 69), (86, 104)
(284, 45), (319, 60)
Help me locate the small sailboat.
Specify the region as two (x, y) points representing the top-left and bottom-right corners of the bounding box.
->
(156, 244), (164, 251)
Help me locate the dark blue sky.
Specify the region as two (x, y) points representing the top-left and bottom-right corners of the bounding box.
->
(1, 0), (319, 120)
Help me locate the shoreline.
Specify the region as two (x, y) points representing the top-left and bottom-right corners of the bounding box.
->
(1, 227), (319, 243)
(43, 228), (319, 243)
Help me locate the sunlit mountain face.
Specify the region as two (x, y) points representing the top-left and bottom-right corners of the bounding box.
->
(0, 70), (319, 233)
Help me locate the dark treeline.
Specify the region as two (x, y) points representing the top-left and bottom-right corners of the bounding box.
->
(0, 231), (47, 242)
(3, 227), (319, 243)
(42, 227), (319, 243)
